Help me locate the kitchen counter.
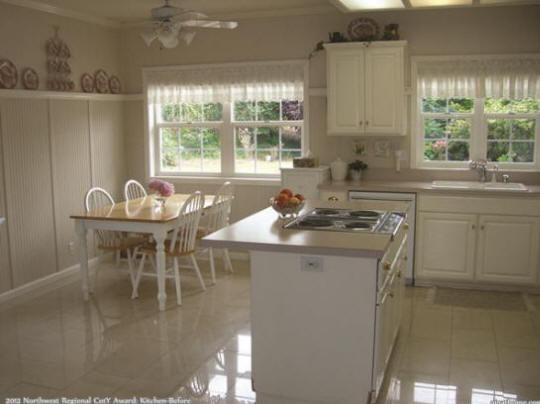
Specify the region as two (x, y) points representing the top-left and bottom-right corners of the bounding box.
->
(201, 200), (409, 258)
(319, 180), (540, 196)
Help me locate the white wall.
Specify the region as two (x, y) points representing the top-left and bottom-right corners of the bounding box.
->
(119, 5), (540, 174)
(0, 2), (122, 93)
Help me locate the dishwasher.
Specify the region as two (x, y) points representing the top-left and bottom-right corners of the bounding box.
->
(349, 191), (416, 283)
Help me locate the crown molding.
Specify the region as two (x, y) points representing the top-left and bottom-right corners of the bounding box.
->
(0, 0), (121, 28)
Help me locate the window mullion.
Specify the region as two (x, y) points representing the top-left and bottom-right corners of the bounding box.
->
(221, 102), (234, 176)
(473, 98), (485, 161)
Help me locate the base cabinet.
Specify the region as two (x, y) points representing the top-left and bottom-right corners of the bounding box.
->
(476, 215), (540, 284)
(416, 213), (477, 281)
(416, 205), (540, 285)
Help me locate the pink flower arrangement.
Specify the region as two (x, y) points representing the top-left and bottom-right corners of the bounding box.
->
(149, 179), (175, 197)
(433, 140), (447, 150)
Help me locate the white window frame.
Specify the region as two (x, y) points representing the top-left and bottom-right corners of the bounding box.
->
(411, 56), (540, 171)
(144, 60), (309, 182)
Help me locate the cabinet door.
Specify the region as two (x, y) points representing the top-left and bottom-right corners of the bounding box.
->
(476, 215), (539, 284)
(364, 47), (404, 135)
(326, 50), (364, 135)
(416, 212), (477, 281)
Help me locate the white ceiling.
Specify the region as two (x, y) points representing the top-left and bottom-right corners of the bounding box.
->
(2, 0), (539, 26)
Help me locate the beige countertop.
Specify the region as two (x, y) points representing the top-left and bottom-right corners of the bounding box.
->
(201, 200), (408, 259)
(319, 180), (540, 196)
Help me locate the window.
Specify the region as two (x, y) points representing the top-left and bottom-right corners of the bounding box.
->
(155, 99), (304, 176)
(413, 55), (540, 170)
(418, 97), (539, 168)
(233, 100), (303, 174)
(145, 61), (306, 178)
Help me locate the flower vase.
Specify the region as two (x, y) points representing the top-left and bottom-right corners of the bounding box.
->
(153, 194), (167, 207)
(350, 169), (362, 182)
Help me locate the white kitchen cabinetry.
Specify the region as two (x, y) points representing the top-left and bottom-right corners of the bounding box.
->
(280, 167), (330, 201)
(325, 41), (406, 136)
(416, 213), (477, 281)
(476, 215), (539, 284)
(319, 190), (348, 202)
(416, 194), (540, 286)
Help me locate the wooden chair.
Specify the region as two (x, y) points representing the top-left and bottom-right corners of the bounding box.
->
(84, 187), (143, 290)
(131, 191), (206, 305)
(124, 179), (147, 201)
(198, 181), (234, 284)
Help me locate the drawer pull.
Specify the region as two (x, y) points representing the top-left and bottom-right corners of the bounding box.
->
(382, 261), (391, 271)
(403, 255), (408, 261)
(397, 270), (402, 278)
(328, 196), (339, 201)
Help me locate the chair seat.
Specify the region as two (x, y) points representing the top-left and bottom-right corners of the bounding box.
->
(98, 236), (146, 251)
(140, 240), (195, 257)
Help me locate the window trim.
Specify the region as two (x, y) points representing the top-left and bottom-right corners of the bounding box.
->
(145, 60), (309, 180)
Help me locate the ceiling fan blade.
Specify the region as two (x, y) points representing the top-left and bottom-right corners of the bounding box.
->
(174, 11), (209, 21)
(140, 29), (158, 46)
(179, 31), (196, 45)
(177, 20), (238, 29)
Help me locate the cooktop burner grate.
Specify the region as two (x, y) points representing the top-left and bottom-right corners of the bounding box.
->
(344, 222), (372, 229)
(297, 219), (333, 227)
(313, 209), (340, 215)
(349, 210), (380, 218)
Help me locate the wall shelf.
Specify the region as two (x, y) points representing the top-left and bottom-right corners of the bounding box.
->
(0, 89), (143, 101)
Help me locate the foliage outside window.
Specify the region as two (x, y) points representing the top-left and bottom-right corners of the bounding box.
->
(419, 97), (539, 168)
(156, 100), (303, 176)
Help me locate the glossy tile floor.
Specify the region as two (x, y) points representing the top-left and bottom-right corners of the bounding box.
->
(1, 259), (540, 404)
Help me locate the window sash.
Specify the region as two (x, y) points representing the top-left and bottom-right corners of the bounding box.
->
(415, 97), (540, 169)
(153, 102), (304, 177)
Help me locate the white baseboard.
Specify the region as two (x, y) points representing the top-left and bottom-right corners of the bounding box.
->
(0, 255), (105, 305)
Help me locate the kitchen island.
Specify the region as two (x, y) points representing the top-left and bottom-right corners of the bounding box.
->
(201, 200), (409, 404)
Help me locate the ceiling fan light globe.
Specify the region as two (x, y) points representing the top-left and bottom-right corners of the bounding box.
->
(159, 35), (179, 48)
(180, 31), (196, 45)
(140, 30), (158, 46)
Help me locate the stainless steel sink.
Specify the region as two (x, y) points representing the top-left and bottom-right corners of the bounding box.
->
(431, 180), (528, 192)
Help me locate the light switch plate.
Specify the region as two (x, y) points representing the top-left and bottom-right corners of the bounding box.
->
(300, 256), (323, 272)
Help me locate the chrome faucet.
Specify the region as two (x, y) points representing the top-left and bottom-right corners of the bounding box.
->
(502, 174), (510, 183)
(469, 159), (489, 182)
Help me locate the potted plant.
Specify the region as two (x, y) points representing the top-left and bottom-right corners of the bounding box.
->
(348, 160), (368, 182)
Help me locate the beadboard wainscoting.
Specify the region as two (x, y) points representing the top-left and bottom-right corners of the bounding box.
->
(0, 96), (128, 295)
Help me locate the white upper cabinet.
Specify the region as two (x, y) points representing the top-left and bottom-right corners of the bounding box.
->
(324, 41), (406, 136)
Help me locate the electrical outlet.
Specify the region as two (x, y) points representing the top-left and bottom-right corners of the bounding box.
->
(300, 256), (323, 272)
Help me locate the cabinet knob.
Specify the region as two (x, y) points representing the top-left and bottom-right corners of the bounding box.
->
(397, 270), (402, 278)
(366, 120), (369, 126)
(328, 196), (339, 202)
(382, 261), (391, 271)
(403, 255), (408, 261)
(481, 225), (485, 230)
(472, 224), (476, 230)
(359, 120), (363, 125)
(389, 292), (394, 298)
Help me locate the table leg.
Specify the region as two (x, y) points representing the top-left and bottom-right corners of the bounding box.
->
(75, 220), (89, 300)
(154, 230), (167, 311)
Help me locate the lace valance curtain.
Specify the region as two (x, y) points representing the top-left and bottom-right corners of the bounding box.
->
(145, 62), (305, 104)
(416, 57), (540, 99)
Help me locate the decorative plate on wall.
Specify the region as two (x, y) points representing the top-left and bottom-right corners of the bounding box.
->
(0, 59), (18, 89)
(94, 69), (110, 93)
(348, 18), (380, 42)
(22, 68), (39, 90)
(109, 75), (121, 94)
(81, 73), (94, 93)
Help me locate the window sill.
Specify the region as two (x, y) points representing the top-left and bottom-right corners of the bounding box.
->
(413, 164), (540, 173)
(153, 175), (281, 186)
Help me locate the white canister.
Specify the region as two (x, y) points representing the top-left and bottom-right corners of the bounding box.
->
(330, 157), (348, 181)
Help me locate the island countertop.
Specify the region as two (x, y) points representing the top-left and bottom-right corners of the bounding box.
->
(201, 200), (409, 258)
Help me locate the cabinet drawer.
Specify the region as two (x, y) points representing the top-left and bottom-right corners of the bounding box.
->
(418, 194), (540, 216)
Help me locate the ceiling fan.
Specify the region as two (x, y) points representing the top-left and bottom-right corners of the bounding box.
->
(140, 0), (239, 49)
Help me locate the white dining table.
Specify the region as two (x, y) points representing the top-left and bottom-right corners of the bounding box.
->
(71, 194), (214, 311)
